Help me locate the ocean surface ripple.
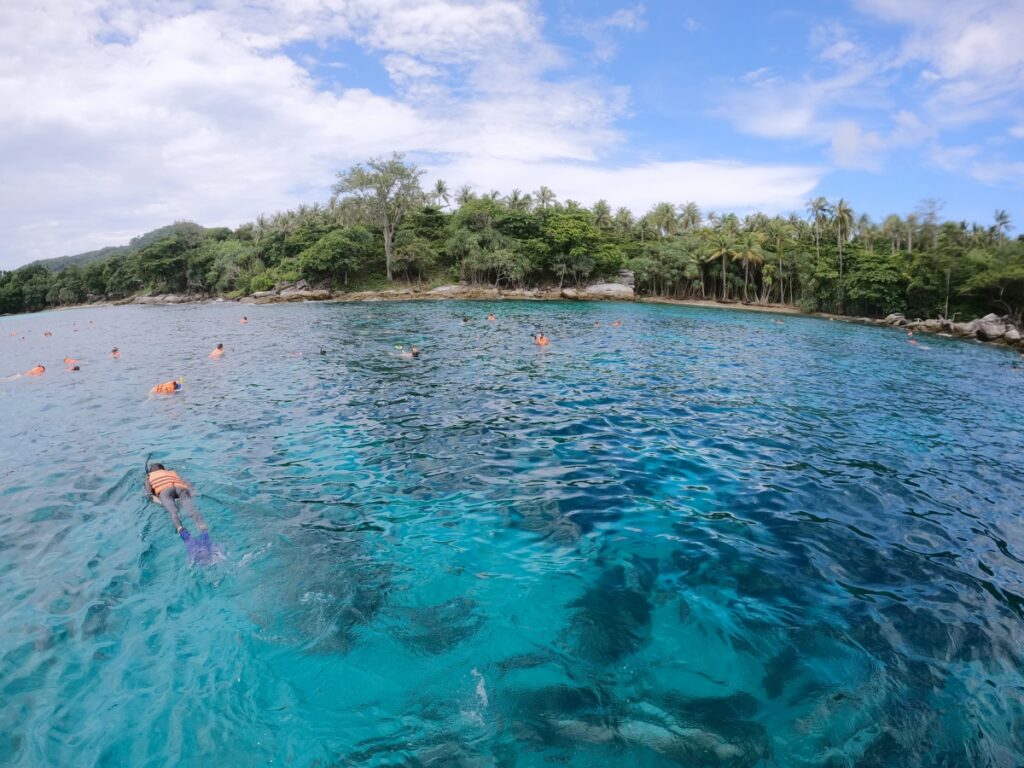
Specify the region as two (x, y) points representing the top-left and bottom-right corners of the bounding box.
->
(1, 301), (1023, 767)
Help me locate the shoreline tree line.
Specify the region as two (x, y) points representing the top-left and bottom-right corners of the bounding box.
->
(1, 153), (1022, 323)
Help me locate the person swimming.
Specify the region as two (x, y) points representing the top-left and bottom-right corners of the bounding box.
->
(611, 320), (622, 327)
(209, 343), (224, 359)
(240, 316), (249, 324)
(111, 347), (120, 360)
(487, 313), (496, 321)
(462, 316), (470, 323)
(319, 346), (327, 355)
(398, 345), (421, 359)
(532, 332), (550, 346)
(25, 364), (45, 376)
(594, 320), (601, 327)
(63, 357), (78, 365)
(145, 461), (217, 563)
(150, 377), (184, 396)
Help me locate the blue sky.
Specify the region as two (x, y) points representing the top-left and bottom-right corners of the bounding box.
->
(1, 0), (1022, 269)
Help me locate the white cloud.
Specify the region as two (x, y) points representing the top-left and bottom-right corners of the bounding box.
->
(577, 5), (647, 62)
(0, 0), (824, 269)
(854, 0), (1024, 118)
(428, 158), (822, 216)
(715, 0), (1023, 178)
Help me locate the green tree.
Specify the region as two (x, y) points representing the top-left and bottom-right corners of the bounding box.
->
(332, 152), (424, 281)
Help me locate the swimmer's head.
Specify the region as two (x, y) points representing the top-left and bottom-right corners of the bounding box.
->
(71, 365), (80, 371)
(319, 346), (326, 355)
(411, 346), (420, 357)
(151, 463), (165, 471)
(462, 316), (469, 322)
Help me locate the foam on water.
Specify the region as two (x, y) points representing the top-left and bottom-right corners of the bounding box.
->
(1, 301), (1023, 766)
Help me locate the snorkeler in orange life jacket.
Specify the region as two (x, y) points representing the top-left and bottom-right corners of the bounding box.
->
(150, 377), (184, 395)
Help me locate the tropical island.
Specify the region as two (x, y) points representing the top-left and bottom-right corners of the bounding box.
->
(2, 153), (1022, 346)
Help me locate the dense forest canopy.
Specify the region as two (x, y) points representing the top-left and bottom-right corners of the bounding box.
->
(2, 153), (1022, 323)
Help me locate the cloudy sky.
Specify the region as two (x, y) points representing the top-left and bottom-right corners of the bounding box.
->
(2, 0), (1022, 269)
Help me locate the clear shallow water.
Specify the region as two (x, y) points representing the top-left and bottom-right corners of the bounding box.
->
(1, 300), (1023, 767)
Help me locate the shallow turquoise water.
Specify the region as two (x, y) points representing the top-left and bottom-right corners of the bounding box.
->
(1, 300), (1023, 767)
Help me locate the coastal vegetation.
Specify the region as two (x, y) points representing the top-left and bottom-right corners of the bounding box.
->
(2, 153), (1022, 324)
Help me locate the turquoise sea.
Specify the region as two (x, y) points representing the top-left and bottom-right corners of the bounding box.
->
(1, 300), (1023, 767)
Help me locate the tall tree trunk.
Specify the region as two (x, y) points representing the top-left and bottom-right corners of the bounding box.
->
(382, 226), (394, 281)
(721, 254), (728, 300)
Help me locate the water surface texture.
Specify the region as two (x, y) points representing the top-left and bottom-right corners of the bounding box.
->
(2, 301), (1023, 767)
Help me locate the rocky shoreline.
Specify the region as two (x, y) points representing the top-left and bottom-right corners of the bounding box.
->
(106, 281), (1024, 353)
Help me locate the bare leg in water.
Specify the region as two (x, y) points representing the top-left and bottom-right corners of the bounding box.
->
(158, 487), (208, 532)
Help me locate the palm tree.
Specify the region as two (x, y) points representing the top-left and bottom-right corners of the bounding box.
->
(833, 198), (854, 313)
(592, 199), (612, 230)
(432, 179), (450, 209)
(855, 213), (874, 253)
(505, 189), (531, 211)
(636, 214), (658, 242)
(613, 206), (634, 238)
(765, 217), (793, 304)
(904, 213), (918, 252)
(650, 202), (678, 239)
(678, 201), (702, 232)
(994, 209), (1012, 241)
(882, 214), (902, 253)
(706, 229), (737, 300)
(806, 196), (831, 261)
(735, 230), (765, 302)
(455, 185), (476, 207)
(534, 186), (557, 211)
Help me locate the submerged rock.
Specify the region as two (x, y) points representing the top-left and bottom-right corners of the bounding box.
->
(566, 564), (653, 663)
(389, 597), (484, 655)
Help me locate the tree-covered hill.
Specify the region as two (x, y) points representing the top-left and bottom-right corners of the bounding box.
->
(26, 222), (219, 274)
(2, 153), (1022, 326)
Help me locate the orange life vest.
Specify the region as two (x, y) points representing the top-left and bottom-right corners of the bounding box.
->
(148, 469), (188, 495)
(153, 380), (178, 394)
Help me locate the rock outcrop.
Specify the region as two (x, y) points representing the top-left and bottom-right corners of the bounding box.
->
(583, 283), (634, 299)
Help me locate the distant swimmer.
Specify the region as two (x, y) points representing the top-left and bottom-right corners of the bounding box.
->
(611, 320), (622, 327)
(43, 331), (53, 337)
(149, 377), (184, 396)
(532, 332), (550, 346)
(594, 321), (601, 327)
(240, 316), (249, 324)
(774, 319), (785, 325)
(63, 357), (78, 365)
(145, 460), (219, 564)
(25, 364), (45, 376)
(319, 346), (327, 355)
(487, 313), (496, 321)
(462, 316), (471, 323)
(209, 343), (224, 359)
(111, 347), (120, 360)
(398, 345), (421, 359)
(67, 365), (80, 372)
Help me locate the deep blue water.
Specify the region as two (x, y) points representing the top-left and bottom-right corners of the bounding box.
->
(1, 300), (1023, 767)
